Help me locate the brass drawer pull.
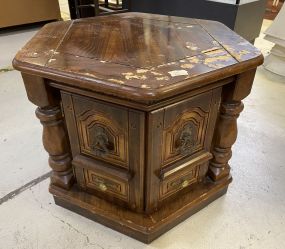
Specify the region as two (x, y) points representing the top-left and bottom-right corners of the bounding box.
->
(182, 180), (189, 188)
(99, 183), (107, 191)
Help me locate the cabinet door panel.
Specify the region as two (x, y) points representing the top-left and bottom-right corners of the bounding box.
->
(61, 92), (145, 212)
(73, 95), (129, 168)
(162, 91), (213, 167)
(146, 89), (221, 212)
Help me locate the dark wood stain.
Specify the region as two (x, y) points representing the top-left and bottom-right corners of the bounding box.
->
(13, 12), (263, 243)
(13, 12), (263, 104)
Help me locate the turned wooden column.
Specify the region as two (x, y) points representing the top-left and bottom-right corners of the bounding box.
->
(208, 100), (244, 181)
(21, 73), (74, 189)
(208, 69), (256, 181)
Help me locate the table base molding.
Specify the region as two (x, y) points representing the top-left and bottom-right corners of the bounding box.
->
(50, 177), (232, 243)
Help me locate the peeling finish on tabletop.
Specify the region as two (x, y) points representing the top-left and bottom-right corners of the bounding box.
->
(12, 12), (263, 102)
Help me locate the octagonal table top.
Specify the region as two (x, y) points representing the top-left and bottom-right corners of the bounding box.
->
(13, 12), (263, 104)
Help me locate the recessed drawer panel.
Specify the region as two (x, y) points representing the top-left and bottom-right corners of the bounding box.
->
(84, 168), (129, 201)
(73, 155), (131, 203)
(159, 152), (211, 201)
(160, 166), (198, 200)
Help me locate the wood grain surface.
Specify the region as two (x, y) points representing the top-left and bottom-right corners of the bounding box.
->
(13, 12), (263, 104)
(14, 12), (263, 243)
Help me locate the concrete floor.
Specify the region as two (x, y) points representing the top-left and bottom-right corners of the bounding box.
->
(1, 10), (285, 249)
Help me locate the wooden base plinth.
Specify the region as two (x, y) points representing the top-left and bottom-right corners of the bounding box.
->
(50, 177), (232, 244)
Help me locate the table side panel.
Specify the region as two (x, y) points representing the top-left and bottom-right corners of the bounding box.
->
(146, 88), (222, 212)
(61, 92), (145, 211)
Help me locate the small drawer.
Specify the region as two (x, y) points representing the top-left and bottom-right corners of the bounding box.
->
(73, 155), (130, 202)
(159, 152), (211, 200)
(160, 167), (198, 200)
(84, 169), (129, 201)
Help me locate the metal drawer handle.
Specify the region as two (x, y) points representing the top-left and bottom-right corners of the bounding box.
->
(182, 180), (189, 188)
(175, 123), (196, 155)
(99, 183), (107, 191)
(90, 126), (114, 155)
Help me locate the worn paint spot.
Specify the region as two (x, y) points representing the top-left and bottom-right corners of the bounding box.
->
(179, 59), (186, 63)
(141, 84), (151, 88)
(122, 72), (133, 76)
(166, 62), (176, 66)
(48, 59), (56, 63)
(84, 72), (96, 77)
(205, 63), (226, 69)
(239, 50), (250, 57)
(26, 51), (39, 58)
(156, 76), (169, 81)
(128, 75), (147, 80)
(187, 56), (200, 64)
(100, 60), (106, 63)
(108, 78), (124, 84)
(54, 51), (60, 55)
(186, 42), (198, 51)
(123, 72), (147, 80)
(212, 40), (220, 46)
(136, 69), (149, 74)
(181, 64), (194, 69)
(157, 62), (176, 68)
(186, 25), (193, 28)
(238, 41), (249, 46)
(168, 70), (188, 77)
(223, 45), (250, 60)
(204, 55), (231, 64)
(151, 71), (163, 76)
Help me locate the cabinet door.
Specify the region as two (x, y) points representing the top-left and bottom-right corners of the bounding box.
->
(61, 92), (145, 212)
(73, 95), (129, 168)
(146, 88), (221, 213)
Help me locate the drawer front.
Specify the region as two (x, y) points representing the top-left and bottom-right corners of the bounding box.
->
(73, 155), (131, 203)
(159, 152), (211, 201)
(84, 168), (129, 201)
(73, 95), (129, 168)
(160, 164), (199, 200)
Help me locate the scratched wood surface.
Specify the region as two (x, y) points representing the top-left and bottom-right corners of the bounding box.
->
(13, 12), (263, 103)
(14, 12), (264, 243)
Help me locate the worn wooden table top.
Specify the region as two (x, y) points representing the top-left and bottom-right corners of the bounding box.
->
(13, 12), (263, 103)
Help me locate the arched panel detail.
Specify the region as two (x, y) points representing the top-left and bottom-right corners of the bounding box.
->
(162, 107), (209, 167)
(77, 110), (128, 168)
